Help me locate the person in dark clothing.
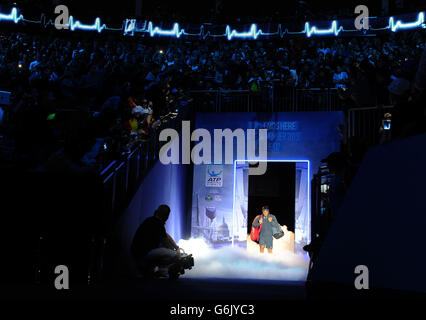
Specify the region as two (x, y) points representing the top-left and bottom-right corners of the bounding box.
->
(131, 204), (181, 277)
(252, 205), (280, 253)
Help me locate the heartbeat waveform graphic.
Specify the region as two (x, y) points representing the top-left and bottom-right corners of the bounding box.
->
(147, 21), (185, 38)
(68, 16), (107, 32)
(304, 20), (344, 37)
(388, 11), (425, 32)
(0, 7), (424, 39)
(0, 7), (23, 23)
(0, 7), (121, 32)
(225, 24), (263, 40)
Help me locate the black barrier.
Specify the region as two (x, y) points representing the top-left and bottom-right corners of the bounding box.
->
(191, 87), (343, 112)
(347, 106), (394, 145)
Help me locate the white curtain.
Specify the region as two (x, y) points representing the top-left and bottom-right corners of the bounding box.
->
(295, 163), (310, 246)
(234, 166), (248, 241)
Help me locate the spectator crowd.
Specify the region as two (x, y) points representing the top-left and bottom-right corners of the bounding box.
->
(0, 27), (424, 172)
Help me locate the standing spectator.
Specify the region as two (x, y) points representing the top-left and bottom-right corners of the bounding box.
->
(333, 65), (349, 88)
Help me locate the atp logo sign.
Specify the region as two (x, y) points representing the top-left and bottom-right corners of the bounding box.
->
(206, 165), (223, 187)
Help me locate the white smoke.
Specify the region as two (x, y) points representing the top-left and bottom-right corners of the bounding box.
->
(177, 230), (309, 281)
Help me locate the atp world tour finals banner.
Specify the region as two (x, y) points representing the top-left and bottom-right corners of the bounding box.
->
(190, 112), (343, 250)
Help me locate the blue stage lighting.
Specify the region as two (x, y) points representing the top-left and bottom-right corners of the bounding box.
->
(68, 16), (107, 33)
(147, 22), (185, 38)
(0, 7), (23, 23)
(124, 19), (137, 35)
(0, 7), (425, 39)
(303, 20), (343, 37)
(388, 12), (425, 32)
(225, 24), (263, 40)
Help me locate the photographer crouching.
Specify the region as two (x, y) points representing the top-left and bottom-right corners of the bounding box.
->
(131, 204), (194, 280)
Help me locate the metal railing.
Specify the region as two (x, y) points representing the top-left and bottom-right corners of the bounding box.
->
(347, 105), (394, 146)
(100, 114), (184, 224)
(190, 89), (251, 112)
(191, 87), (343, 112)
(82, 112), (186, 282)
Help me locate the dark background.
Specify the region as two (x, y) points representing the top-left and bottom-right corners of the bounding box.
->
(248, 162), (295, 233)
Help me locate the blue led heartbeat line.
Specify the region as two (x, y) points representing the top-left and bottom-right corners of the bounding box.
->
(304, 20), (343, 37)
(68, 16), (106, 33)
(0, 7), (121, 32)
(225, 24), (263, 40)
(388, 12), (425, 32)
(0, 7), (23, 23)
(147, 21), (185, 38)
(0, 7), (424, 39)
(125, 12), (424, 40)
